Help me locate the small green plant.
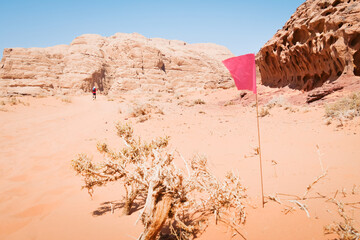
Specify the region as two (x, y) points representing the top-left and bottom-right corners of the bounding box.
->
(325, 92), (360, 120)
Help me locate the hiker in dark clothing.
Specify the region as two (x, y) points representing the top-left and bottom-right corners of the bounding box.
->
(92, 86), (97, 100)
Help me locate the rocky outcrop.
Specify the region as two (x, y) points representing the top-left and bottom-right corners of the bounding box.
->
(257, 0), (360, 91)
(0, 33), (234, 96)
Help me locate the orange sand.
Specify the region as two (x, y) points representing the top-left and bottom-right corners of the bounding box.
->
(0, 88), (359, 240)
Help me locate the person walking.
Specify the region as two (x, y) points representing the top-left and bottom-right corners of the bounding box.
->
(92, 86), (97, 100)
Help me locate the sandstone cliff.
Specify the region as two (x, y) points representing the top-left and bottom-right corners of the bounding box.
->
(0, 33), (234, 96)
(257, 0), (360, 91)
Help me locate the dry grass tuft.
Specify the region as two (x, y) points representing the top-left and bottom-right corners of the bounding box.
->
(224, 100), (235, 107)
(60, 96), (72, 103)
(325, 92), (360, 120)
(259, 107), (270, 117)
(9, 97), (19, 106)
(2, 97), (30, 106)
(129, 102), (164, 122)
(72, 123), (247, 240)
(194, 99), (206, 105)
(266, 96), (286, 108)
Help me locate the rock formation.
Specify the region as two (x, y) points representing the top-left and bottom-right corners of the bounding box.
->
(0, 33), (234, 96)
(257, 0), (360, 91)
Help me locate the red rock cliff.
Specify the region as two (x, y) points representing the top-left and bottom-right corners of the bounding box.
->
(257, 0), (360, 91)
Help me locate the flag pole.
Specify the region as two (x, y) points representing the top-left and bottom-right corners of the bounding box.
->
(255, 93), (265, 208)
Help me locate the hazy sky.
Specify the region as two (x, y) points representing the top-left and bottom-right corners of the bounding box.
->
(0, 0), (305, 59)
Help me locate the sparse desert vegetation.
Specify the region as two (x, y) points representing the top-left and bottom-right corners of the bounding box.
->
(127, 102), (164, 123)
(62, 97), (72, 103)
(0, 97), (30, 107)
(0, 90), (359, 240)
(325, 92), (360, 120)
(324, 198), (360, 240)
(259, 107), (270, 117)
(194, 99), (206, 105)
(72, 123), (247, 240)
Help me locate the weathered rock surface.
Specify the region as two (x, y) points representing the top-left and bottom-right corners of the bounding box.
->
(0, 33), (234, 96)
(257, 0), (360, 91)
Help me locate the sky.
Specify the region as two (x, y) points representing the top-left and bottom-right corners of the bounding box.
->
(0, 0), (305, 59)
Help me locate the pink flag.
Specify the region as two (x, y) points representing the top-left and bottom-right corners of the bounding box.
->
(222, 53), (257, 94)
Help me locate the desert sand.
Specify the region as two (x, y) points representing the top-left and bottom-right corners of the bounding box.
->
(0, 86), (359, 240)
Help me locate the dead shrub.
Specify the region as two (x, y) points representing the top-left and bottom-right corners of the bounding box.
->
(259, 107), (270, 117)
(325, 92), (360, 120)
(72, 123), (247, 240)
(266, 96), (286, 108)
(9, 97), (19, 106)
(224, 101), (235, 107)
(324, 199), (360, 240)
(61, 96), (72, 103)
(129, 103), (164, 122)
(6, 97), (29, 106)
(194, 99), (206, 105)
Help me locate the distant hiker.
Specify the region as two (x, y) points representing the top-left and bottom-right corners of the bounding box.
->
(92, 86), (97, 100)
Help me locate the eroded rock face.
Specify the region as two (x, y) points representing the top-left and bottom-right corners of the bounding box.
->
(257, 0), (360, 91)
(0, 33), (234, 96)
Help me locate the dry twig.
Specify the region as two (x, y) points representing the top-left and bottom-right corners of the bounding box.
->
(289, 200), (310, 218)
(302, 171), (327, 200)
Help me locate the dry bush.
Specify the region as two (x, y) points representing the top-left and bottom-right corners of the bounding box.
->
(129, 103), (164, 122)
(177, 100), (192, 107)
(224, 100), (235, 107)
(325, 92), (360, 120)
(266, 96), (299, 113)
(283, 106), (298, 113)
(259, 107), (270, 117)
(324, 199), (360, 240)
(72, 123), (247, 240)
(9, 97), (19, 106)
(60, 96), (72, 103)
(194, 99), (206, 105)
(5, 97), (30, 106)
(266, 96), (286, 108)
